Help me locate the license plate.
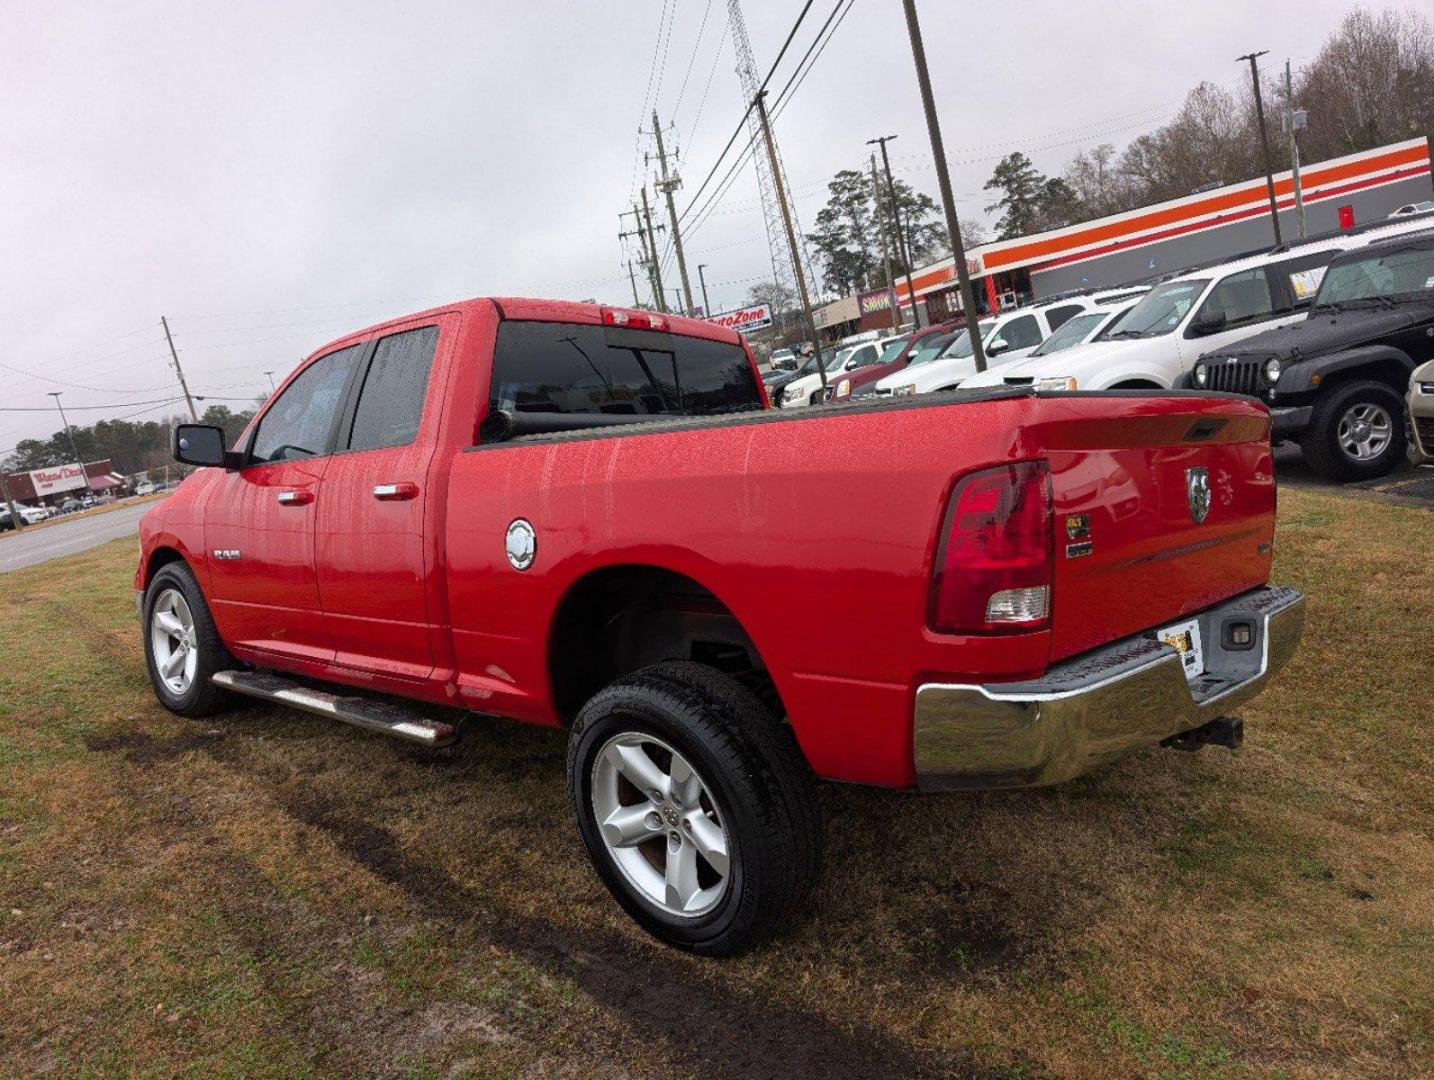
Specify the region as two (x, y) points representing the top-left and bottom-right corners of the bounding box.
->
(1157, 618), (1204, 681)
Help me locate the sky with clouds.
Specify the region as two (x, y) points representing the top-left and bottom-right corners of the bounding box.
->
(0, 0), (1401, 453)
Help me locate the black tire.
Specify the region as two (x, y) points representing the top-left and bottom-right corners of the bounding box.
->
(1300, 380), (1408, 482)
(567, 661), (821, 957)
(142, 561), (239, 718)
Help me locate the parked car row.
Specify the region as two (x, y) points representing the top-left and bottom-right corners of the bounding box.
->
(825, 214), (1434, 482)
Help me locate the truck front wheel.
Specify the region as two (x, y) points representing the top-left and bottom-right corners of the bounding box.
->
(143, 562), (239, 718)
(567, 661), (820, 956)
(1301, 380), (1407, 482)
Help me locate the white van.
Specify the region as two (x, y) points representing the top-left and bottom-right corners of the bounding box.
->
(964, 216), (1434, 392)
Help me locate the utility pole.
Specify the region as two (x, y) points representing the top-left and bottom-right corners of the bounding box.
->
(160, 315), (201, 422)
(651, 111), (695, 316)
(0, 469), (25, 530)
(1238, 50), (1283, 247)
(638, 188), (669, 314)
(1284, 59), (1306, 241)
(263, 371), (276, 392)
(753, 90), (823, 387)
(902, 0), (986, 371)
(868, 135), (922, 329)
(870, 154), (901, 333)
(47, 392), (83, 466)
(697, 263), (712, 317)
(627, 260), (642, 307)
(619, 207), (664, 309)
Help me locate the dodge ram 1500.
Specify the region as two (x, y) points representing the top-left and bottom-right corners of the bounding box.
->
(137, 297), (1305, 955)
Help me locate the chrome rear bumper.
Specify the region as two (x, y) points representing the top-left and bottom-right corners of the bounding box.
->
(913, 586), (1305, 791)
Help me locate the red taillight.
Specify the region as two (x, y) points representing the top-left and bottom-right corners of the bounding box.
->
(602, 307), (668, 331)
(930, 461), (1053, 634)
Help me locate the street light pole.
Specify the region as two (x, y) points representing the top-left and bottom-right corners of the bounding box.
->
(902, 0), (986, 370)
(868, 135), (922, 329)
(697, 264), (712, 318)
(1238, 50), (1283, 247)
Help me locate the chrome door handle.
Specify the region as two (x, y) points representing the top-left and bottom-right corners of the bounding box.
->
(372, 482), (419, 500)
(276, 489), (313, 505)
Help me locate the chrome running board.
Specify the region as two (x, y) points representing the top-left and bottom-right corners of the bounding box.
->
(211, 670), (457, 747)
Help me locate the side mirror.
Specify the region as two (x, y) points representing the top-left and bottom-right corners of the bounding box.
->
(1192, 311), (1227, 336)
(986, 337), (1009, 356)
(173, 424), (238, 468)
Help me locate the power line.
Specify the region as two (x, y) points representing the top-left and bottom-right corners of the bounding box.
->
(670, 0), (715, 118)
(673, 0), (818, 231)
(679, 0), (856, 243)
(682, 11), (730, 152)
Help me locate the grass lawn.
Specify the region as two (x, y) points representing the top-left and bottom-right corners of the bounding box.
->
(0, 486), (1429, 1079)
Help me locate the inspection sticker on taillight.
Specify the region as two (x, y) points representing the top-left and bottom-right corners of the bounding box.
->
(1157, 618), (1204, 681)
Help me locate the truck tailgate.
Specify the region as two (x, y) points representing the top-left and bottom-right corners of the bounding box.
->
(1038, 397), (1276, 661)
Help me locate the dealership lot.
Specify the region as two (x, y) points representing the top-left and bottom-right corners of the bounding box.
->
(1, 484), (1428, 1078)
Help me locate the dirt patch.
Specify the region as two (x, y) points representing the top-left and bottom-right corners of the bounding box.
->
(84, 729), (225, 766)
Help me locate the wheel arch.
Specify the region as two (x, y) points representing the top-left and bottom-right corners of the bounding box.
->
(546, 562), (785, 726)
(142, 545), (189, 589)
(1285, 345), (1415, 396)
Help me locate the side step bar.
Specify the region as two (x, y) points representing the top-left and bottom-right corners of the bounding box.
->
(212, 670), (457, 747)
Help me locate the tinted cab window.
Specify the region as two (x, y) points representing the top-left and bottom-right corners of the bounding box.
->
(1044, 304), (1084, 330)
(248, 346), (361, 464)
(347, 326), (439, 451)
(999, 314), (1042, 350)
(489, 322), (761, 420)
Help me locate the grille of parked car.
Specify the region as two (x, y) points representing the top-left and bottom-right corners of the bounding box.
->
(1204, 358), (1264, 395)
(1415, 416), (1434, 452)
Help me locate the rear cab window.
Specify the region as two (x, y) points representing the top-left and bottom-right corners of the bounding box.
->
(488, 322), (762, 422)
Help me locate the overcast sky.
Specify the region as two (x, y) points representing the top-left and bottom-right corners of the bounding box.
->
(0, 0), (1397, 455)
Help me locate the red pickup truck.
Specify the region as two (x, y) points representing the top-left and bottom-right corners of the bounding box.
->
(137, 297), (1304, 955)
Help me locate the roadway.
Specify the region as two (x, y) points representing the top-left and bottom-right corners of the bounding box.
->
(0, 501), (156, 574)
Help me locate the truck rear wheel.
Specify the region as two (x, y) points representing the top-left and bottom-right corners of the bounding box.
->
(143, 562), (239, 718)
(567, 661), (820, 956)
(1301, 380), (1407, 481)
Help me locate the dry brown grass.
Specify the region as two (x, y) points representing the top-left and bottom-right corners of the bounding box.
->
(1, 486), (1429, 1078)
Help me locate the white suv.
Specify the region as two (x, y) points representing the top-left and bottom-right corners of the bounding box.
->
(873, 290), (1135, 396)
(964, 216), (1434, 393)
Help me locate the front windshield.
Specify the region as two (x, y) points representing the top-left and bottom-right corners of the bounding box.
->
(939, 321), (997, 359)
(1030, 312), (1105, 356)
(1314, 246), (1434, 307)
(875, 336), (909, 364)
(1105, 279), (1209, 338)
(907, 334), (955, 366)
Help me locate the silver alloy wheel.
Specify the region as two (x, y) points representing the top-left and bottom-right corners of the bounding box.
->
(1337, 402), (1393, 461)
(149, 587), (198, 695)
(591, 731), (731, 918)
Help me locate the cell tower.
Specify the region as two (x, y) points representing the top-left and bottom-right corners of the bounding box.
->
(727, 0), (798, 303)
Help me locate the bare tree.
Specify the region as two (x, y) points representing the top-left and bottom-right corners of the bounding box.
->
(1296, 7), (1434, 159)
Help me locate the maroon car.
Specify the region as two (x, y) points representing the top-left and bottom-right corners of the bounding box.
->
(826, 317), (968, 402)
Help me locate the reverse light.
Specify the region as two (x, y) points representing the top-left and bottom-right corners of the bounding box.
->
(930, 461), (1054, 635)
(601, 307), (668, 331)
(1038, 376), (1077, 392)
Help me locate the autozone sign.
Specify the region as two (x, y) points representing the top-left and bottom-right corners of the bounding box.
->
(706, 303), (772, 334)
(28, 462), (87, 495)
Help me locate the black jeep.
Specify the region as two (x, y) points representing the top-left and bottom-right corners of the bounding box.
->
(1192, 232), (1434, 481)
